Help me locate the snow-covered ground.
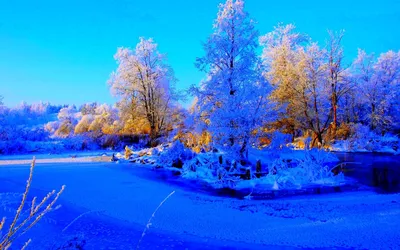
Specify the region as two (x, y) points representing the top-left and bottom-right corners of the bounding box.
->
(0, 150), (113, 161)
(330, 129), (400, 155)
(1, 161), (399, 249)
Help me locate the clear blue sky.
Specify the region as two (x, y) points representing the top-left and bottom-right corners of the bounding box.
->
(0, 0), (399, 107)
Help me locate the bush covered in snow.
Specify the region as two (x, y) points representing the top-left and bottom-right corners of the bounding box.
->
(179, 147), (342, 189)
(123, 138), (342, 190)
(331, 123), (399, 153)
(0, 102), (63, 154)
(0, 102), (128, 154)
(267, 149), (341, 189)
(158, 141), (195, 167)
(182, 151), (243, 188)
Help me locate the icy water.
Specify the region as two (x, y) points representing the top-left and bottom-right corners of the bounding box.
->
(133, 152), (400, 199)
(335, 152), (400, 193)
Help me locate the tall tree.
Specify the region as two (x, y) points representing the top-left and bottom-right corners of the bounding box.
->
(326, 30), (351, 134)
(261, 29), (332, 146)
(374, 50), (400, 129)
(352, 49), (400, 131)
(297, 44), (331, 146)
(191, 0), (271, 158)
(260, 24), (308, 141)
(109, 38), (178, 144)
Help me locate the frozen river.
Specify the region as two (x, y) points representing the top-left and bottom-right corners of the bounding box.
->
(1, 160), (400, 249)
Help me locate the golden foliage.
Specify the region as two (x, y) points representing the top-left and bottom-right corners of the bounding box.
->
(335, 123), (351, 140)
(172, 129), (212, 153)
(259, 137), (271, 147)
(297, 140), (306, 149)
(55, 122), (73, 137)
(124, 146), (133, 159)
(88, 118), (103, 133)
(74, 119), (90, 134)
(119, 118), (150, 136)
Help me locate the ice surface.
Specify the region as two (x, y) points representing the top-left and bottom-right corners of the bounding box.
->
(1, 162), (399, 249)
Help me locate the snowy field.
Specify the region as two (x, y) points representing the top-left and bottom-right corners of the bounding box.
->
(1, 160), (399, 249)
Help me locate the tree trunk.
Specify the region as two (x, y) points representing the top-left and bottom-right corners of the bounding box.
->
(333, 103), (337, 131)
(317, 132), (323, 147)
(149, 125), (157, 147)
(239, 140), (248, 159)
(371, 103), (376, 130)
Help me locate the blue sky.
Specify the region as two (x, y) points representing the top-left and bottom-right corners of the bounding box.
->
(0, 0), (399, 107)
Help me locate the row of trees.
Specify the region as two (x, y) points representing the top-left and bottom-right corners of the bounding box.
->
(1, 0), (399, 156)
(261, 24), (400, 146)
(0, 102), (65, 153)
(45, 102), (185, 149)
(107, 0), (400, 157)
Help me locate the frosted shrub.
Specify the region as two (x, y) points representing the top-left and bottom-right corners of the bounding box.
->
(337, 123), (400, 152)
(159, 141), (194, 167)
(380, 134), (400, 151)
(182, 157), (219, 184)
(268, 132), (291, 151)
(23, 128), (49, 141)
(350, 124), (372, 141)
(265, 149), (340, 188)
(269, 158), (289, 174)
(335, 123), (351, 140)
(182, 158), (199, 172)
(45, 121), (59, 135)
(183, 152), (219, 172)
(0, 141), (25, 154)
(55, 122), (74, 138)
(181, 151), (242, 188)
(74, 115), (93, 134)
(296, 149), (336, 182)
(150, 147), (160, 156)
(98, 134), (120, 149)
(62, 136), (97, 151)
(215, 166), (241, 188)
(124, 146), (134, 159)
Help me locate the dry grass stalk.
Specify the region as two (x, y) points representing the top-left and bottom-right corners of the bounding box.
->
(136, 191), (175, 249)
(0, 157), (65, 250)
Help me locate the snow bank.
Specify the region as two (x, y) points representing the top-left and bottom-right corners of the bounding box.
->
(121, 142), (344, 191)
(331, 124), (399, 154)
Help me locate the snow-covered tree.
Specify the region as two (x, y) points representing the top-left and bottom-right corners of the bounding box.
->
(54, 105), (79, 137)
(260, 23), (308, 140)
(116, 98), (150, 135)
(79, 102), (98, 115)
(74, 114), (94, 134)
(326, 30), (353, 134)
(296, 43), (332, 146)
(375, 50), (400, 129)
(88, 104), (119, 136)
(191, 0), (271, 157)
(261, 24), (334, 146)
(108, 37), (179, 144)
(352, 49), (400, 131)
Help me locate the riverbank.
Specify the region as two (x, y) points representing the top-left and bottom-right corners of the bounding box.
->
(0, 150), (113, 165)
(0, 156), (112, 166)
